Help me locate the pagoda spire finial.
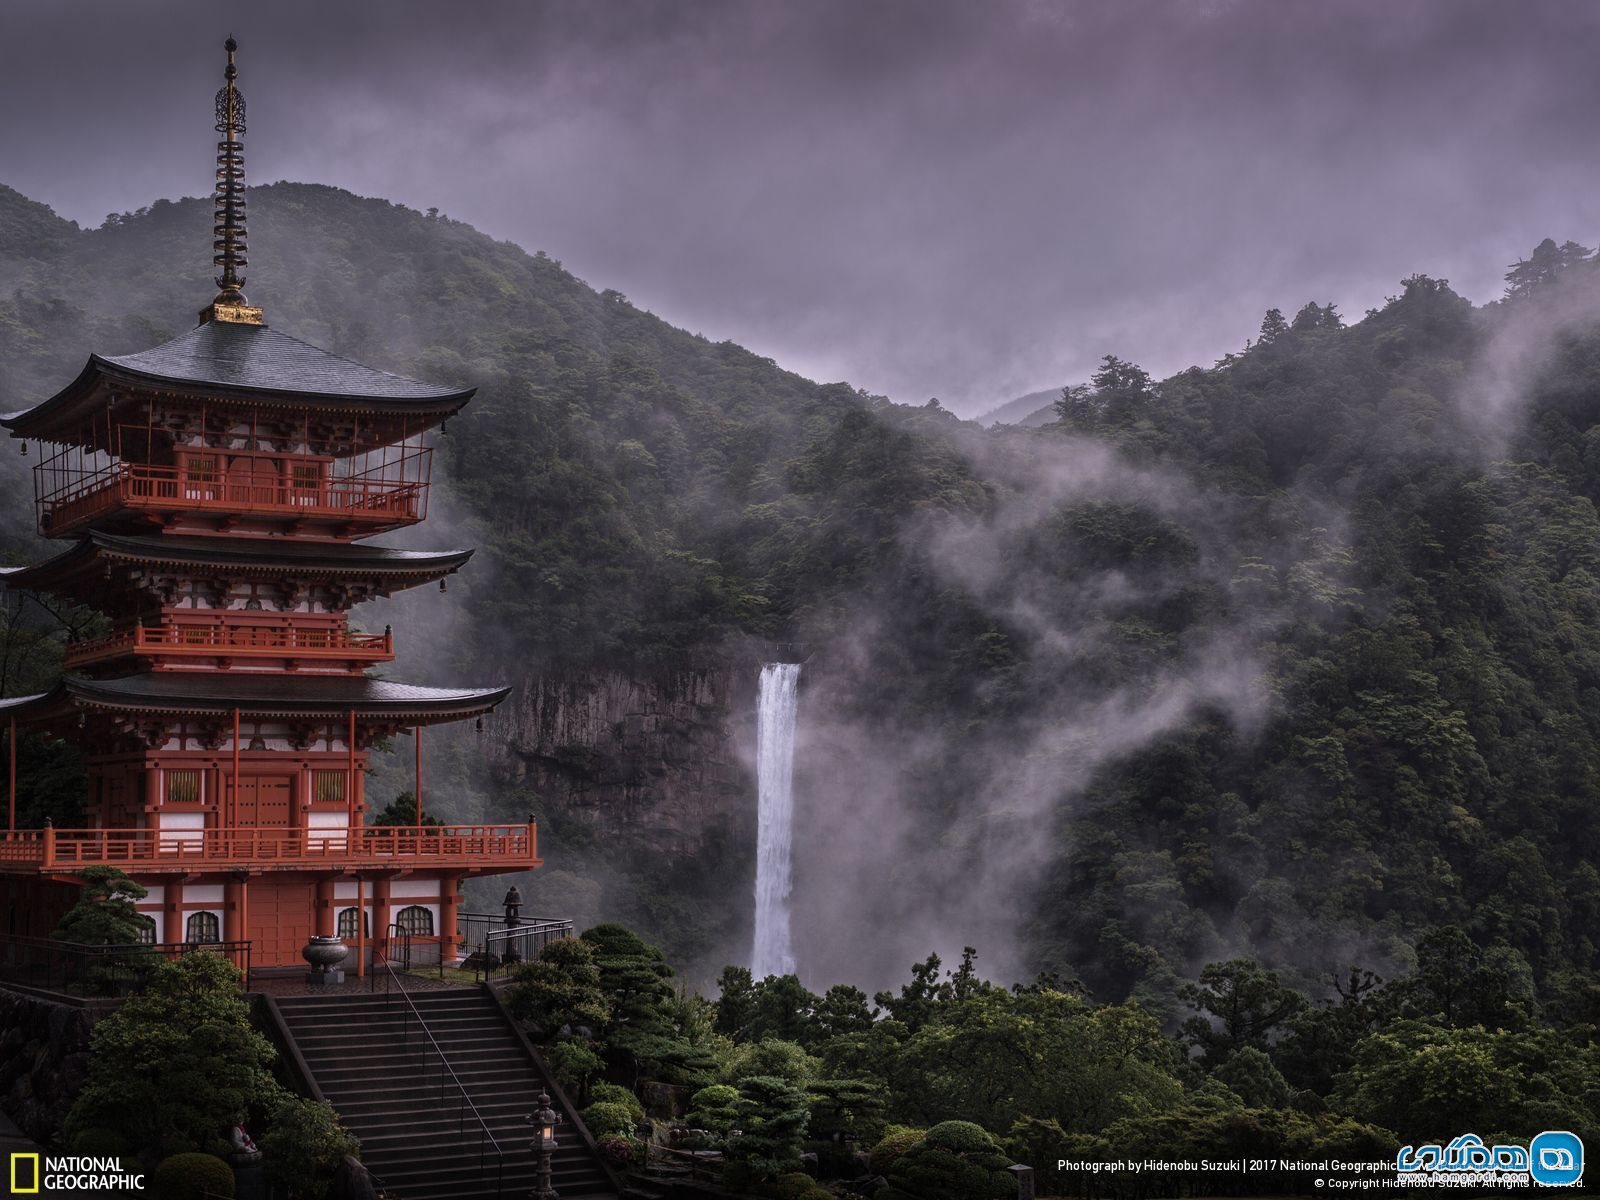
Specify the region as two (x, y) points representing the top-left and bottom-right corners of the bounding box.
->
(201, 36), (264, 326)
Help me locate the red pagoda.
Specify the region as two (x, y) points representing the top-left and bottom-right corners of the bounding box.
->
(0, 40), (533, 972)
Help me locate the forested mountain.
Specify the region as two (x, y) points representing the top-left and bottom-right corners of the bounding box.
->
(976, 388), (1058, 427)
(3, 186), (1600, 1058)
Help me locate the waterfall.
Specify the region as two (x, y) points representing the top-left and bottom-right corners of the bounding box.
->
(752, 661), (801, 978)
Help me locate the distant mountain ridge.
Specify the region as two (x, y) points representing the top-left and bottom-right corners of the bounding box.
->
(977, 387), (1059, 426)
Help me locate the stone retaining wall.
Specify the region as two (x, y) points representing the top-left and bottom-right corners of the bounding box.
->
(0, 987), (105, 1145)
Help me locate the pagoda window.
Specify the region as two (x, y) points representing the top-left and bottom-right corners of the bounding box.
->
(183, 454), (221, 502)
(134, 914), (158, 946)
(291, 461), (324, 506)
(336, 907), (368, 939)
(312, 770), (346, 804)
(395, 905), (433, 936)
(185, 911), (221, 944)
(167, 769), (201, 805)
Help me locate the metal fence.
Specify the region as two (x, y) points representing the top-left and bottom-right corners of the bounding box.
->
(0, 932), (251, 995)
(456, 911), (573, 979)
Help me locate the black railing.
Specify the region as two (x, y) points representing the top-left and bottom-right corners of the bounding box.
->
(0, 933), (251, 996)
(456, 911), (573, 980)
(372, 923), (504, 1197)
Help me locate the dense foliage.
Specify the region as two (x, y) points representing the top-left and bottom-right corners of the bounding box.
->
(63, 953), (359, 1189)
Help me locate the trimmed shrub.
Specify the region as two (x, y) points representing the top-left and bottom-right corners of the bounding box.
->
(545, 1041), (603, 1095)
(151, 1152), (234, 1200)
(882, 1120), (1013, 1200)
(757, 1172), (833, 1199)
(687, 1083), (741, 1134)
(259, 1097), (360, 1200)
(589, 1082), (645, 1125)
(68, 1127), (132, 1160)
(582, 1100), (640, 1139)
(868, 1124), (925, 1175)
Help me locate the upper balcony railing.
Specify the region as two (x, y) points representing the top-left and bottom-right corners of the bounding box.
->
(0, 823), (538, 874)
(33, 442), (433, 539)
(65, 623), (394, 670)
(39, 460), (429, 537)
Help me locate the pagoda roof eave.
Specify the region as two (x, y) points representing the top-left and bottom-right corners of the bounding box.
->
(0, 675), (509, 726)
(3, 533), (474, 597)
(3, 322), (475, 439)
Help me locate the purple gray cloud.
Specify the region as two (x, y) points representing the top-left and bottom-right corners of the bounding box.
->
(3, 0), (1598, 414)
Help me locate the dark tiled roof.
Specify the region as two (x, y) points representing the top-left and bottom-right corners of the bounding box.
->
(71, 672), (508, 718)
(4, 321), (473, 435)
(101, 322), (467, 401)
(87, 532), (473, 573)
(2, 534), (472, 602)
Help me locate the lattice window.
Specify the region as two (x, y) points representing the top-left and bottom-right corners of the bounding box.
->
(185, 455), (219, 483)
(134, 914), (157, 946)
(395, 905), (433, 936)
(337, 907), (368, 938)
(312, 770), (346, 804)
(185, 911), (220, 944)
(167, 769), (201, 804)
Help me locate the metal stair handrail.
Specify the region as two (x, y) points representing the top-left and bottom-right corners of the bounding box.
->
(372, 923), (505, 1197)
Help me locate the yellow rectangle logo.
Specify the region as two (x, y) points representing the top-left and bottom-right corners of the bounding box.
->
(10, 1151), (41, 1194)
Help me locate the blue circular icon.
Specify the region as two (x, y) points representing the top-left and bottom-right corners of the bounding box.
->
(1529, 1131), (1584, 1187)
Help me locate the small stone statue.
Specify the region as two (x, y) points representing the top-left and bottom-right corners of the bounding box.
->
(229, 1123), (262, 1165)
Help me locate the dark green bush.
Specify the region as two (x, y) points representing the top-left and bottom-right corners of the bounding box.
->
(756, 1172), (833, 1200)
(151, 1152), (234, 1200)
(259, 1097), (360, 1200)
(687, 1083), (741, 1134)
(581, 1100), (640, 1138)
(882, 1120), (1012, 1200)
(868, 1124), (925, 1175)
(588, 1081), (644, 1124)
(68, 1127), (132, 1160)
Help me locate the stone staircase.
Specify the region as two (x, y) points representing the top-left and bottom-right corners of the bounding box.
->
(273, 987), (617, 1200)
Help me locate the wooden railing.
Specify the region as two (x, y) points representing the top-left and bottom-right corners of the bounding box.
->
(38, 459), (429, 535)
(66, 623), (393, 668)
(0, 823), (537, 872)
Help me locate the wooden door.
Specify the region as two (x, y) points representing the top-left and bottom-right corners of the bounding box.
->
(247, 878), (315, 967)
(235, 774), (295, 829)
(227, 455), (281, 507)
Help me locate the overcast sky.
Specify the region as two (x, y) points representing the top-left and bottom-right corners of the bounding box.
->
(4, 0), (1598, 416)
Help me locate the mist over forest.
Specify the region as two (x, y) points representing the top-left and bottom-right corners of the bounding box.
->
(5, 182), (1600, 1175)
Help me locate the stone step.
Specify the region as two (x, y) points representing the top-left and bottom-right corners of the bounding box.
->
(269, 983), (615, 1199)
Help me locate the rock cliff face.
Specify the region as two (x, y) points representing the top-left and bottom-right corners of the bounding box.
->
(0, 989), (102, 1143)
(489, 661), (759, 860)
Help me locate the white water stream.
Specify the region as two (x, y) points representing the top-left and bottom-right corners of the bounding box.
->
(752, 662), (802, 978)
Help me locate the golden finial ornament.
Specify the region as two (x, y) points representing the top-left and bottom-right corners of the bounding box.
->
(201, 36), (265, 325)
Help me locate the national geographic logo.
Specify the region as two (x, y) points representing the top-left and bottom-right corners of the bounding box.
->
(8, 1153), (146, 1192)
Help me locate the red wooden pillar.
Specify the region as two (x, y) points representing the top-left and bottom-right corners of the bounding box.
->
(163, 887), (182, 945)
(230, 707), (240, 827)
(346, 711), (356, 829)
(413, 727), (422, 825)
(440, 874), (460, 963)
(355, 876), (365, 978)
(314, 876), (335, 938)
(373, 877), (392, 960)
(6, 716), (15, 833)
(223, 877), (244, 943)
